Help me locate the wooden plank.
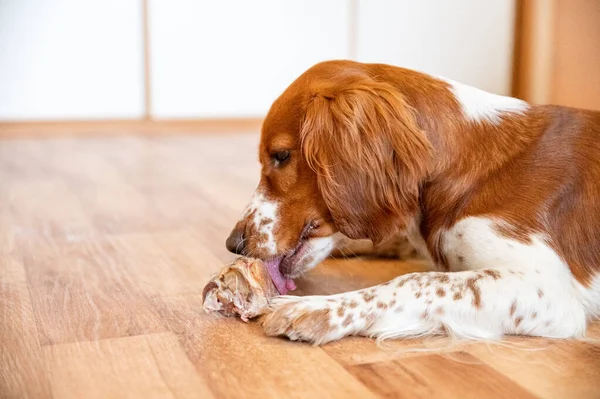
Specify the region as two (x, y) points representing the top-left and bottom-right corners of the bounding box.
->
(0, 119), (263, 139)
(323, 335), (459, 367)
(23, 235), (166, 345)
(0, 255), (52, 398)
(153, 294), (377, 399)
(347, 352), (537, 399)
(0, 177), (92, 241)
(44, 333), (214, 399)
(106, 230), (229, 297)
(467, 338), (600, 399)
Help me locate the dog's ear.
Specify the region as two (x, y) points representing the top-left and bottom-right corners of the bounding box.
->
(301, 78), (432, 244)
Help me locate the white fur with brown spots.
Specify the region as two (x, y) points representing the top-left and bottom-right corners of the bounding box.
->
(263, 217), (589, 344)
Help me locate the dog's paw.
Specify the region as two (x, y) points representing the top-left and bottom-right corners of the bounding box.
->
(262, 296), (347, 345)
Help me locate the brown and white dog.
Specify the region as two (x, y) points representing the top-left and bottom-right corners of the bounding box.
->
(226, 60), (600, 345)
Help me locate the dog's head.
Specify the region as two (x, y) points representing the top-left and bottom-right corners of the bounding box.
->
(226, 61), (432, 291)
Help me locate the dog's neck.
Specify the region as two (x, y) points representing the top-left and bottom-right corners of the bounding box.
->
(391, 70), (541, 182)
(385, 69), (552, 249)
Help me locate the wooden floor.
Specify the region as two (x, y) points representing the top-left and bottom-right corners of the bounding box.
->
(1, 133), (599, 399)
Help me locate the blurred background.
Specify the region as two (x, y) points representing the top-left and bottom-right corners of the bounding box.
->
(0, 0), (598, 135)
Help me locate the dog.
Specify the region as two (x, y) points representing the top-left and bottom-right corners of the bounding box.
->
(225, 60), (600, 345)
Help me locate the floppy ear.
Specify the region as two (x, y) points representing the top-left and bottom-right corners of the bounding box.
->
(301, 78), (432, 243)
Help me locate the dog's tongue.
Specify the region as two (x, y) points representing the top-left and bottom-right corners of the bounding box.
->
(264, 259), (296, 295)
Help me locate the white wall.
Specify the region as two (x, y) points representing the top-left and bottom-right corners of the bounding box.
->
(148, 0), (351, 119)
(0, 0), (517, 121)
(356, 0), (516, 95)
(0, 0), (145, 120)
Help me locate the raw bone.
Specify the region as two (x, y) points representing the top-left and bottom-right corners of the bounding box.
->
(202, 257), (278, 322)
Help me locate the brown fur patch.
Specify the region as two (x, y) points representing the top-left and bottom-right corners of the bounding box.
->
(255, 232), (269, 244)
(430, 274), (450, 284)
(342, 314), (353, 327)
(337, 305), (346, 318)
(538, 289), (544, 298)
(348, 300), (359, 308)
(509, 300), (517, 316)
(453, 291), (463, 301)
(515, 316), (523, 328)
(435, 306), (444, 315)
(415, 291), (422, 299)
(483, 269), (501, 280)
(245, 209), (257, 222)
(436, 287), (446, 297)
(465, 276), (482, 308)
(376, 301), (388, 309)
(258, 218), (274, 227)
(416, 277), (425, 288)
(362, 292), (375, 302)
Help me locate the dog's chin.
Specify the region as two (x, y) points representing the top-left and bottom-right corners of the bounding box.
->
(279, 234), (342, 279)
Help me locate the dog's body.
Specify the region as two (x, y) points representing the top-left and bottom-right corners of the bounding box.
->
(226, 60), (600, 344)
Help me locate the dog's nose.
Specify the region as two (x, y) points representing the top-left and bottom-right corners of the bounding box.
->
(226, 227), (246, 255)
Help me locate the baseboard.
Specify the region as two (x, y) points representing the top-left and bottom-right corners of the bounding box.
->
(0, 118), (264, 139)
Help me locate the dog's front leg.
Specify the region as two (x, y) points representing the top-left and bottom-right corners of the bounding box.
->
(262, 269), (586, 345)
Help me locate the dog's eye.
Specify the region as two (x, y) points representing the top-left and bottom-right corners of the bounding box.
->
(272, 150), (290, 165)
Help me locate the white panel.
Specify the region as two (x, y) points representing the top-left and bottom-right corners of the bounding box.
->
(149, 0), (350, 119)
(357, 0), (516, 95)
(0, 0), (144, 120)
